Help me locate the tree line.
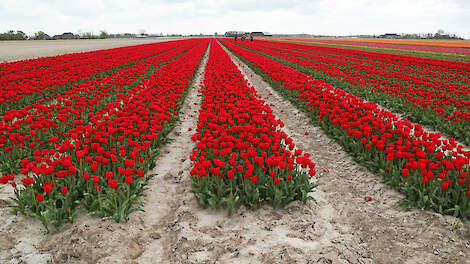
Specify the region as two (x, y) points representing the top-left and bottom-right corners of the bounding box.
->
(0, 30), (112, 40)
(0, 30), (28, 40)
(399, 29), (464, 40)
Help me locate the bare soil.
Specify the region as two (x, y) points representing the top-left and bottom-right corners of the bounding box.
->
(0, 38), (181, 62)
(0, 43), (468, 264)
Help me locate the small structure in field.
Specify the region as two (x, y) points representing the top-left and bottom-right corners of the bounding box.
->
(250, 32), (264, 36)
(378, 33), (399, 39)
(52, 32), (76, 40)
(225, 31), (246, 37)
(249, 32), (273, 37)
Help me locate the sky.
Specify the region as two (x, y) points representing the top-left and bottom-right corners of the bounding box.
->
(0, 0), (469, 38)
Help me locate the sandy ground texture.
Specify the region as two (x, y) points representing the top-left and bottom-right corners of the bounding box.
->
(0, 38), (182, 62)
(0, 42), (469, 264)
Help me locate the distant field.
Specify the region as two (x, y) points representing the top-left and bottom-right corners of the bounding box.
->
(0, 38), (182, 62)
(264, 37), (470, 62)
(291, 37), (470, 48)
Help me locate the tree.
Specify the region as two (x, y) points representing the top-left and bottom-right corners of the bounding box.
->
(16, 31), (27, 40)
(31, 31), (48, 40)
(0, 30), (28, 40)
(80, 32), (96, 39)
(434, 29), (445, 39)
(99, 30), (109, 39)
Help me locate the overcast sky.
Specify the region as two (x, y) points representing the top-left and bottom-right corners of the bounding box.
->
(1, 0), (469, 38)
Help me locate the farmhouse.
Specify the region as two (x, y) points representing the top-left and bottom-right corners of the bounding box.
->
(249, 32), (272, 37)
(250, 32), (264, 36)
(224, 31), (246, 37)
(52, 32), (76, 39)
(224, 31), (273, 37)
(378, 33), (399, 39)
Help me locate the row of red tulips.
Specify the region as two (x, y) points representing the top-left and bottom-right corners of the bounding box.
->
(0, 39), (209, 230)
(229, 40), (470, 146)
(0, 40), (193, 115)
(190, 41), (316, 215)
(221, 39), (470, 218)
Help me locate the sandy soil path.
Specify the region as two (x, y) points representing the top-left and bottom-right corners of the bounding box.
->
(0, 38), (182, 62)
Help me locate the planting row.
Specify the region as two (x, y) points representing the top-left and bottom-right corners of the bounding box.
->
(190, 41), (316, 215)
(229, 40), (470, 146)
(0, 39), (194, 115)
(221, 39), (470, 218)
(0, 39), (209, 230)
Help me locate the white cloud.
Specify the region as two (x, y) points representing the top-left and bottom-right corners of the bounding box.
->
(0, 0), (468, 38)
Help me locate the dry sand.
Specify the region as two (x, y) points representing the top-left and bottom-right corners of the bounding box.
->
(0, 42), (468, 264)
(0, 38), (182, 62)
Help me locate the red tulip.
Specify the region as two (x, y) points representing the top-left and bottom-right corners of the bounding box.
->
(402, 168), (409, 177)
(250, 175), (257, 183)
(36, 193), (44, 202)
(21, 177), (34, 185)
(125, 176), (132, 185)
(108, 179), (118, 189)
(92, 175), (100, 184)
(42, 183), (53, 193)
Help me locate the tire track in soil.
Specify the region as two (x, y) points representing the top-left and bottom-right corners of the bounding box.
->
(221, 42), (470, 264)
(135, 42), (212, 263)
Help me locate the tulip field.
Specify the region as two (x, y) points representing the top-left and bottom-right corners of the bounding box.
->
(1, 35), (469, 246)
(283, 38), (470, 55)
(270, 37), (470, 62)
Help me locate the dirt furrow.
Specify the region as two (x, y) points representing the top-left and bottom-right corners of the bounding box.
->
(136, 42), (212, 263)
(222, 42), (470, 264)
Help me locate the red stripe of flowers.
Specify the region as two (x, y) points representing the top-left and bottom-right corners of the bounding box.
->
(189, 41), (316, 215)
